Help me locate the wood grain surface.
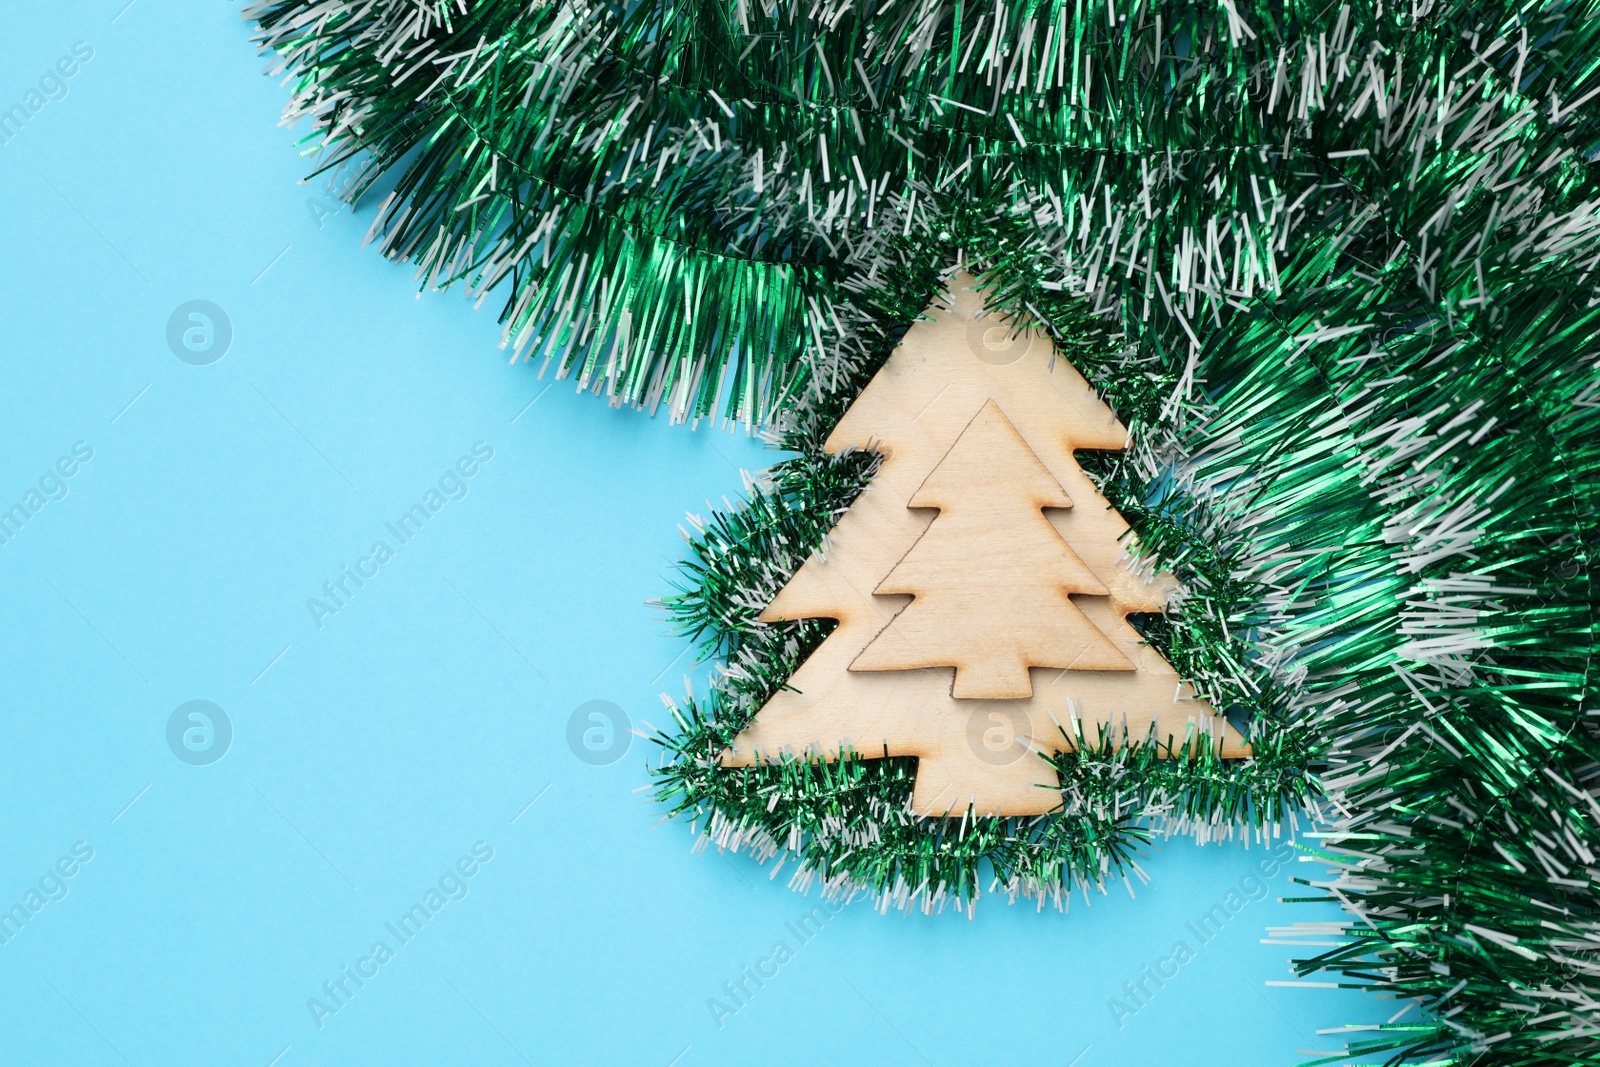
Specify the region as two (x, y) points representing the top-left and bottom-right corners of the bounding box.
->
(723, 272), (1249, 816)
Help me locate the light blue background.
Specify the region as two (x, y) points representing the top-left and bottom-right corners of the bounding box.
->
(0, 4), (1386, 1065)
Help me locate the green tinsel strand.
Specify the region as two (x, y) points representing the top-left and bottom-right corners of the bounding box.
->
(246, 1), (1600, 1062)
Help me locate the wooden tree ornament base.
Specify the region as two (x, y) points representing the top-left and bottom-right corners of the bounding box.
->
(723, 273), (1248, 817)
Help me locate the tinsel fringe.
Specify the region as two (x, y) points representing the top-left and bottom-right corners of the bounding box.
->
(245, 2), (1600, 1062)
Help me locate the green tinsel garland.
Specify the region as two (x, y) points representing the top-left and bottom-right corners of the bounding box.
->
(245, 1), (1600, 1062)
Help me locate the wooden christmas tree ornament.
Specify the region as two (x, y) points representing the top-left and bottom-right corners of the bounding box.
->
(723, 273), (1248, 817)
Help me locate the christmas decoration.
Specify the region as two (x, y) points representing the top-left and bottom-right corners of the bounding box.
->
(246, 1), (1600, 1063)
(725, 274), (1247, 817)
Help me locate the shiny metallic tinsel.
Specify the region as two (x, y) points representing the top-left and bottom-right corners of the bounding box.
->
(247, 1), (1600, 1062)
